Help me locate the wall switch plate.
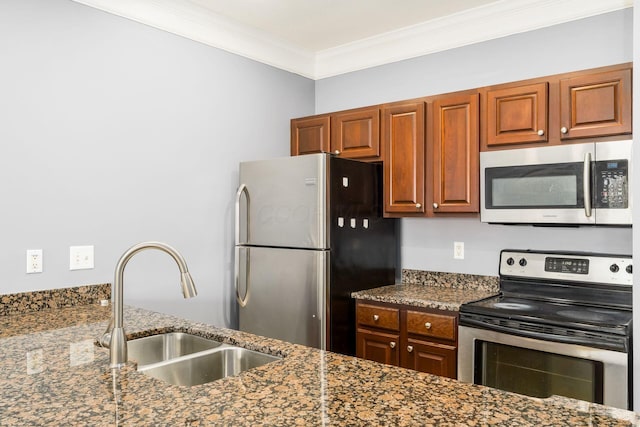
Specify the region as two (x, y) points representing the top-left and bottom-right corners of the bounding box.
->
(26, 249), (43, 273)
(454, 242), (464, 260)
(70, 245), (94, 270)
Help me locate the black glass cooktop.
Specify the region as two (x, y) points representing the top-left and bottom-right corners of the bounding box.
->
(462, 294), (632, 333)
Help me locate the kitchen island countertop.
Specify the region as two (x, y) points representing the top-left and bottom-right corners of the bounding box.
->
(1, 301), (637, 426)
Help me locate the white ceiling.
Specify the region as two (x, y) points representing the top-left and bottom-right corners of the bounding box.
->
(71, 0), (632, 79)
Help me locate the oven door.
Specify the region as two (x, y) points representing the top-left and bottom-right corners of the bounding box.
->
(458, 325), (629, 410)
(480, 143), (594, 224)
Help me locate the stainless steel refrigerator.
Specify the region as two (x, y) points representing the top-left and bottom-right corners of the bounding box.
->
(235, 153), (397, 356)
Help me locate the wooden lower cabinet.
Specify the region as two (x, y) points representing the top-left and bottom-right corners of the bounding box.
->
(355, 300), (458, 379)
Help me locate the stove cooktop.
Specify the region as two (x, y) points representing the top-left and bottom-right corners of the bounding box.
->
(462, 294), (632, 335)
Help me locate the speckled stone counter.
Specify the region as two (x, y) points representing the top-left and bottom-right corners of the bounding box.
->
(352, 270), (500, 311)
(1, 289), (638, 425)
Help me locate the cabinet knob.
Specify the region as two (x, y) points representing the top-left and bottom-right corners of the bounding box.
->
(416, 203), (422, 208)
(373, 314), (379, 322)
(561, 127), (568, 134)
(407, 345), (414, 353)
(334, 150), (340, 155)
(425, 322), (432, 330)
(390, 341), (396, 349)
(537, 129), (545, 136)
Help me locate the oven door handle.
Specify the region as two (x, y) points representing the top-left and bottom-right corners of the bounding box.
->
(583, 151), (592, 218)
(459, 318), (627, 352)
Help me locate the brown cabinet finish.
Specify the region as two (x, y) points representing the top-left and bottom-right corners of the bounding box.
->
(356, 303), (400, 330)
(355, 300), (458, 379)
(481, 63), (632, 151)
(431, 93), (480, 213)
(356, 328), (400, 366)
(406, 310), (456, 340)
(559, 68), (632, 140)
(486, 83), (548, 147)
(382, 101), (425, 215)
(405, 338), (457, 378)
(331, 107), (381, 160)
(290, 116), (330, 155)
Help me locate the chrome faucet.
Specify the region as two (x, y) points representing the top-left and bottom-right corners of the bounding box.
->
(99, 241), (197, 369)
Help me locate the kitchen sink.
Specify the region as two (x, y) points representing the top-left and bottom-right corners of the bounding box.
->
(138, 346), (282, 386)
(127, 332), (223, 366)
(125, 332), (282, 386)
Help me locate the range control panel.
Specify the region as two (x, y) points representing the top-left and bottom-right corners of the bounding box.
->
(500, 250), (632, 286)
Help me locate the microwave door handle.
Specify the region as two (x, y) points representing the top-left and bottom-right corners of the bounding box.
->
(583, 152), (592, 218)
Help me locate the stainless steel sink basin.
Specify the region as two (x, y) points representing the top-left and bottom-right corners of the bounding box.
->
(127, 332), (223, 366)
(138, 346), (282, 386)
(125, 332), (282, 386)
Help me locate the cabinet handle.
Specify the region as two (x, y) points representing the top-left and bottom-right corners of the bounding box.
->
(416, 203), (422, 208)
(390, 341), (396, 349)
(425, 322), (432, 330)
(537, 129), (544, 136)
(561, 127), (568, 134)
(407, 345), (414, 353)
(334, 150), (340, 155)
(373, 314), (379, 322)
(433, 203), (438, 209)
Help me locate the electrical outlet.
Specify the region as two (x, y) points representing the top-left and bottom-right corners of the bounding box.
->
(454, 242), (464, 260)
(26, 249), (43, 274)
(70, 245), (94, 270)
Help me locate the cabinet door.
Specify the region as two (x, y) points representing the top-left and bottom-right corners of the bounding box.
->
(382, 102), (425, 215)
(356, 328), (400, 366)
(559, 68), (632, 140)
(431, 93), (479, 213)
(331, 107), (381, 160)
(486, 82), (548, 147)
(290, 116), (330, 155)
(405, 338), (457, 379)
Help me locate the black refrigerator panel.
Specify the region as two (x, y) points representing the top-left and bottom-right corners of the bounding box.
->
(327, 156), (398, 356)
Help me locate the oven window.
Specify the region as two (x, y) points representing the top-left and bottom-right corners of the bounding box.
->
(475, 341), (603, 404)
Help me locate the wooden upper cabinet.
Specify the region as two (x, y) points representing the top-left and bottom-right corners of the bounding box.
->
(290, 115), (330, 156)
(431, 93), (479, 214)
(331, 107), (381, 160)
(486, 82), (548, 147)
(559, 68), (632, 140)
(382, 101), (425, 215)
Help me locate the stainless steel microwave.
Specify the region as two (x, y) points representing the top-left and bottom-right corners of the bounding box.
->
(480, 140), (632, 225)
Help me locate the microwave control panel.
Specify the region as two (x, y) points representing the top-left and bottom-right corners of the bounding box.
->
(594, 160), (628, 209)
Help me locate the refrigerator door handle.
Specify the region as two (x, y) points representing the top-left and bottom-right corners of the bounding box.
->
(234, 246), (250, 307)
(235, 184), (250, 245)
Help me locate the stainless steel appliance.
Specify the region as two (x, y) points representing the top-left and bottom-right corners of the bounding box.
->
(235, 153), (397, 356)
(480, 140), (632, 225)
(458, 250), (632, 410)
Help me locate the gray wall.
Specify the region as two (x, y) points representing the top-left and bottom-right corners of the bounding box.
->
(316, 10), (633, 277)
(0, 0), (315, 327)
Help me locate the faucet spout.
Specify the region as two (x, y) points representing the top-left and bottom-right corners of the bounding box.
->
(100, 241), (197, 369)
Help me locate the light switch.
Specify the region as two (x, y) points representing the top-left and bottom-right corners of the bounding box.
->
(70, 246), (94, 270)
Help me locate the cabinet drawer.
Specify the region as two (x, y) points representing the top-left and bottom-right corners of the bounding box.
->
(406, 311), (456, 340)
(357, 303), (400, 331)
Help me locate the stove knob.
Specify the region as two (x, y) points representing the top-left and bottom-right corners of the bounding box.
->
(519, 258), (527, 267)
(626, 265), (632, 274)
(610, 264), (620, 273)
(506, 257), (515, 266)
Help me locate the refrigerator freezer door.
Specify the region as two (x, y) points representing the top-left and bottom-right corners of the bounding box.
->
(237, 246), (328, 349)
(238, 154), (328, 249)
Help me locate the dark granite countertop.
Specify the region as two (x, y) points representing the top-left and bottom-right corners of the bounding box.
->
(1, 292), (638, 425)
(352, 270), (501, 311)
(352, 282), (498, 311)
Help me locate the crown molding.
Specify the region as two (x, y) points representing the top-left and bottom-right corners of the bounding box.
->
(72, 0), (632, 80)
